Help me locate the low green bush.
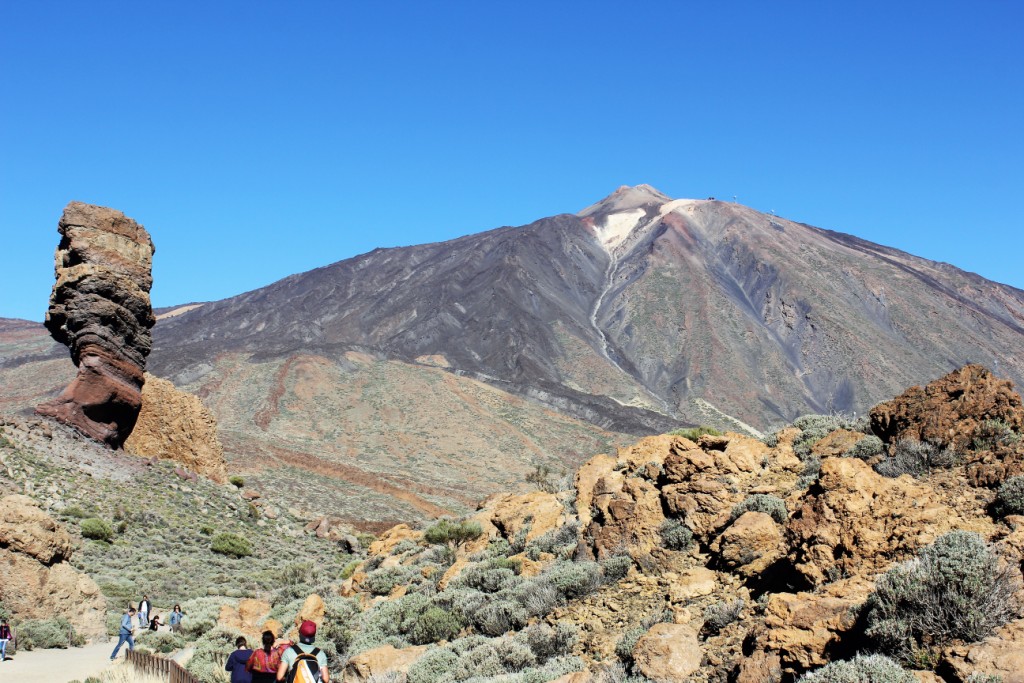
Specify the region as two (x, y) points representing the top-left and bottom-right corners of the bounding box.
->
(424, 519), (483, 547)
(210, 532), (252, 558)
(670, 425), (722, 440)
(15, 617), (82, 650)
(229, 475), (245, 488)
(660, 519), (693, 551)
(80, 518), (113, 541)
(865, 530), (1021, 658)
(994, 475), (1024, 517)
(847, 434), (884, 460)
(730, 494), (787, 524)
(410, 606), (463, 644)
(972, 419), (1021, 451)
(63, 505), (89, 519)
(600, 555), (632, 582)
(799, 654), (915, 682)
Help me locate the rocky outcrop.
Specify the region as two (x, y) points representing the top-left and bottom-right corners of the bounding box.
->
(217, 598), (277, 639)
(36, 202), (156, 447)
(343, 644), (428, 683)
(123, 373), (227, 482)
(941, 617), (1024, 683)
(0, 494), (106, 640)
(786, 457), (993, 586)
(871, 365), (1024, 450)
(711, 511), (784, 577)
(631, 623), (703, 682)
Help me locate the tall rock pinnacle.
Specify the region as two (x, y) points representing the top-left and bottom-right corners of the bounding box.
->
(36, 201), (156, 447)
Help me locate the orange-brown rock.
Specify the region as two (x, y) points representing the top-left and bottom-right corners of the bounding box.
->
(810, 429), (866, 458)
(368, 524), (419, 556)
(343, 644), (428, 683)
(759, 578), (873, 672)
(36, 202), (156, 447)
(486, 491), (566, 544)
(940, 618), (1024, 683)
(735, 651), (783, 683)
(786, 457), (991, 586)
(124, 374), (227, 482)
(217, 598), (273, 638)
(871, 364), (1024, 450)
(0, 493), (73, 564)
(0, 495), (106, 641)
(631, 622), (703, 682)
(711, 511), (784, 577)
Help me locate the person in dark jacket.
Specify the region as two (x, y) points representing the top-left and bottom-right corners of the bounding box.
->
(226, 636), (253, 683)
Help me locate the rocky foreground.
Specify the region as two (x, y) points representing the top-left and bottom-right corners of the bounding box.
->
(4, 364), (1024, 683)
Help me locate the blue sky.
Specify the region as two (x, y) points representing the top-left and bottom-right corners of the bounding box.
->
(2, 1), (1022, 321)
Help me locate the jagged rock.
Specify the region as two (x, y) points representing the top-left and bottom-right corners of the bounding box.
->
(666, 567), (719, 604)
(343, 644), (428, 683)
(810, 429), (865, 458)
(0, 493), (73, 564)
(217, 598), (273, 639)
(0, 495), (106, 641)
(632, 623), (703, 682)
(758, 578), (873, 673)
(711, 511), (784, 577)
(940, 618), (1024, 683)
(36, 201), (156, 447)
(871, 364), (1024, 450)
(786, 457), (993, 586)
(123, 374), (227, 482)
(368, 524), (419, 555)
(735, 651), (783, 683)
(485, 491), (566, 544)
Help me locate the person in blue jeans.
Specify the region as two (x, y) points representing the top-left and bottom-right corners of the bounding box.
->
(0, 618), (12, 661)
(110, 608), (136, 660)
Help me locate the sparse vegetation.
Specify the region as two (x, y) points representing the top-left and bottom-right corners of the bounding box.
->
(228, 475), (245, 488)
(865, 531), (1022, 658)
(799, 654), (915, 682)
(424, 518), (483, 547)
(210, 532), (252, 558)
(702, 599), (744, 636)
(994, 475), (1024, 517)
(659, 519), (694, 550)
(730, 494), (787, 524)
(846, 434), (884, 460)
(80, 517), (114, 541)
(14, 617), (82, 650)
(670, 425), (722, 440)
(874, 439), (962, 478)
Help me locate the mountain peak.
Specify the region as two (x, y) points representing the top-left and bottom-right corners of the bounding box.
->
(577, 184), (674, 218)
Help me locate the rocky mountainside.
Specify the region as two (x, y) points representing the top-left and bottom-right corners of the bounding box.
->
(5, 187), (1024, 524)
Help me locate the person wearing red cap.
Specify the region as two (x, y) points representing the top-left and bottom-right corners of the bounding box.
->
(277, 620), (329, 682)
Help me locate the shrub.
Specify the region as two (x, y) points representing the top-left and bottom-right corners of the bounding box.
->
(525, 522), (578, 559)
(424, 519), (483, 547)
(340, 560), (361, 580)
(866, 530), (1022, 657)
(660, 519), (694, 551)
(210, 533), (252, 558)
(847, 434), (884, 460)
(875, 439), (961, 478)
(526, 463), (560, 493)
(600, 555), (633, 582)
(994, 475), (1024, 517)
(199, 524), (215, 536)
(614, 625), (645, 663)
(451, 564), (521, 594)
(16, 617), (82, 650)
(229, 475), (245, 488)
(63, 505), (89, 519)
(80, 518), (113, 541)
(972, 419), (1021, 451)
(541, 560), (601, 600)
(365, 566), (417, 596)
(799, 654), (915, 682)
(670, 425), (722, 440)
(410, 607), (462, 644)
(702, 599), (744, 636)
(730, 494), (787, 524)
(965, 674), (1004, 683)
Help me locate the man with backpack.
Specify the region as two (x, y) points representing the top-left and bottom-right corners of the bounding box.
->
(277, 620), (329, 682)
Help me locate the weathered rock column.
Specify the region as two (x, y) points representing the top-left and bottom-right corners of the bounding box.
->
(36, 201), (156, 447)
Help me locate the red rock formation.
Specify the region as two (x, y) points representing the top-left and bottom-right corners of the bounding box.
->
(870, 364), (1024, 450)
(36, 202), (156, 447)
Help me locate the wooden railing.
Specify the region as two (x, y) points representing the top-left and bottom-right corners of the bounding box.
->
(126, 648), (200, 683)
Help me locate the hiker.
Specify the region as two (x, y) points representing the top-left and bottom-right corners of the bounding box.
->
(226, 635), (254, 683)
(169, 604), (184, 633)
(277, 620), (328, 682)
(0, 619), (12, 661)
(138, 594), (151, 629)
(110, 608), (136, 660)
(246, 629), (281, 682)
(149, 614), (162, 631)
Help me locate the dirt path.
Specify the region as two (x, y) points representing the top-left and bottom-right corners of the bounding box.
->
(2, 637), (117, 683)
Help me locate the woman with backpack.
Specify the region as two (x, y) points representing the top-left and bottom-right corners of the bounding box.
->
(246, 630), (281, 682)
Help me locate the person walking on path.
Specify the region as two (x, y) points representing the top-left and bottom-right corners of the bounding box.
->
(138, 595), (151, 629)
(0, 619), (13, 661)
(277, 620), (328, 682)
(169, 605), (183, 634)
(246, 630), (281, 683)
(110, 608), (136, 660)
(226, 636), (253, 683)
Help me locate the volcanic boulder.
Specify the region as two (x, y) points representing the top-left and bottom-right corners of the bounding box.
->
(36, 201), (156, 447)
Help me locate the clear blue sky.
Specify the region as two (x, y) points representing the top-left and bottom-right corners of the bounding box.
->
(2, 1), (1022, 321)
